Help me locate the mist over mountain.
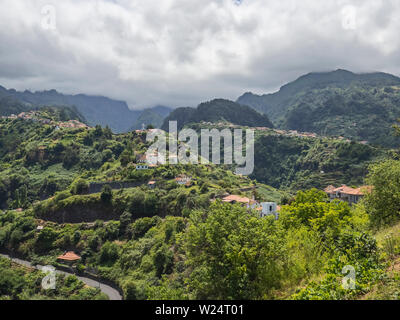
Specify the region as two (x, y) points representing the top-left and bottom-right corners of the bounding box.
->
(130, 106), (173, 130)
(0, 86), (172, 133)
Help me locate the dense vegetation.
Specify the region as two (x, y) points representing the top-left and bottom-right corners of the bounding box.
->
(238, 69), (400, 147)
(0, 85), (172, 133)
(2, 105), (400, 300)
(252, 132), (385, 190)
(0, 256), (107, 300)
(161, 99), (273, 131)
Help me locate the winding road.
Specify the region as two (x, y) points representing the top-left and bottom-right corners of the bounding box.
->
(0, 253), (122, 300)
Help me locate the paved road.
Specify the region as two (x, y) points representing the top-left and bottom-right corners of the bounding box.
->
(0, 253), (122, 300)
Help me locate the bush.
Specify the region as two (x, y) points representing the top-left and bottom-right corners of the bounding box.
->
(100, 185), (113, 203)
(99, 242), (119, 265)
(71, 179), (89, 195)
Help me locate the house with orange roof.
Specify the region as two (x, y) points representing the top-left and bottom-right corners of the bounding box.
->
(222, 194), (261, 210)
(175, 175), (192, 186)
(324, 184), (373, 204)
(57, 251), (81, 265)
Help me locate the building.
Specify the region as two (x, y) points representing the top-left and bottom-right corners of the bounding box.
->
(222, 195), (258, 209)
(136, 164), (149, 170)
(175, 175), (192, 186)
(222, 195), (280, 219)
(148, 181), (156, 189)
(261, 202), (279, 220)
(57, 251), (81, 265)
(137, 154), (147, 164)
(324, 185), (373, 204)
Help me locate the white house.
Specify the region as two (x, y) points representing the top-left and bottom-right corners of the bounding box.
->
(175, 175), (192, 186)
(261, 202), (279, 220)
(136, 164), (149, 170)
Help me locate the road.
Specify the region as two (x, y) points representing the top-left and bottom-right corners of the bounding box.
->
(0, 253), (122, 300)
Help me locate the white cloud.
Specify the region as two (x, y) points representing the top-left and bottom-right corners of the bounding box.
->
(0, 0), (400, 109)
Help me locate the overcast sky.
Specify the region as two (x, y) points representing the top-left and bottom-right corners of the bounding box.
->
(1, 0), (400, 109)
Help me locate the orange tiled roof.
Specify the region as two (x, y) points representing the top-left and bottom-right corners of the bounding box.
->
(328, 185), (373, 196)
(57, 251), (81, 261)
(324, 185), (336, 194)
(222, 195), (252, 204)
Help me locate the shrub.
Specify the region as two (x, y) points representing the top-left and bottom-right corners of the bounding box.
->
(100, 185), (113, 203)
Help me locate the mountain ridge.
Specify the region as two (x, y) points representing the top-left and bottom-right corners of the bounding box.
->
(0, 86), (173, 133)
(237, 69), (400, 147)
(161, 98), (274, 131)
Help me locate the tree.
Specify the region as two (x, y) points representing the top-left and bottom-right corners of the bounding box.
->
(99, 242), (119, 264)
(119, 150), (131, 167)
(72, 179), (89, 195)
(63, 145), (80, 169)
(278, 189), (352, 247)
(153, 245), (173, 278)
(182, 201), (286, 300)
(101, 185), (113, 203)
(0, 181), (7, 207)
(73, 231), (81, 244)
(102, 149), (113, 163)
(103, 126), (113, 139)
(365, 160), (400, 226)
(94, 125), (103, 137)
(35, 227), (58, 252)
(119, 211), (132, 236)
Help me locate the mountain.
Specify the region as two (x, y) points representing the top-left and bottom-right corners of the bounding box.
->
(0, 86), (144, 133)
(2, 87), (143, 133)
(130, 106), (172, 130)
(161, 99), (273, 131)
(237, 69), (400, 146)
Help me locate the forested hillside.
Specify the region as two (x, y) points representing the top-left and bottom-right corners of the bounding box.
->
(2, 104), (400, 301)
(238, 70), (400, 147)
(161, 99), (273, 131)
(252, 132), (385, 190)
(0, 86), (173, 134)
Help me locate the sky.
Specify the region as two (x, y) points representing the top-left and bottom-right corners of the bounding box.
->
(1, 0), (400, 109)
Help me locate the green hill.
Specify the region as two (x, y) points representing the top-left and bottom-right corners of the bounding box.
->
(0, 86), (173, 134)
(161, 99), (273, 131)
(251, 131), (385, 190)
(237, 70), (400, 147)
(130, 106), (172, 130)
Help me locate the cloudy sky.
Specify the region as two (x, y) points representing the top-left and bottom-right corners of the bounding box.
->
(0, 0), (400, 109)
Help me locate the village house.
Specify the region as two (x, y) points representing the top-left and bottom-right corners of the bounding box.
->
(221, 195), (280, 219)
(57, 251), (81, 265)
(260, 202), (280, 220)
(222, 195), (258, 209)
(324, 185), (373, 204)
(148, 181), (156, 189)
(175, 175), (192, 186)
(137, 154), (147, 164)
(136, 164), (149, 170)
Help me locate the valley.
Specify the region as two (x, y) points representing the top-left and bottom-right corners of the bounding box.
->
(1, 70), (400, 301)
